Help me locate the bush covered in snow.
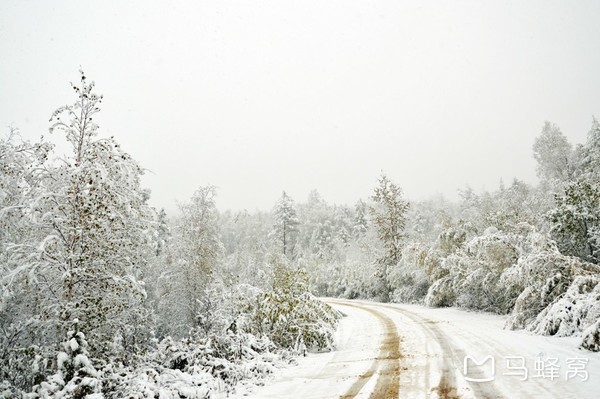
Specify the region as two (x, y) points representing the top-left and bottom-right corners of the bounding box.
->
(504, 249), (599, 333)
(482, 232), (600, 351)
(18, 327), (293, 398)
(529, 274), (600, 337)
(581, 319), (600, 351)
(27, 320), (102, 399)
(424, 226), (529, 313)
(388, 244), (431, 303)
(503, 250), (574, 330)
(424, 276), (456, 308)
(241, 256), (342, 352)
(103, 332), (284, 399)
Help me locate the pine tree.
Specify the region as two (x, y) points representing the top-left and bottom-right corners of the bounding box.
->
(272, 191), (299, 258)
(32, 319), (102, 398)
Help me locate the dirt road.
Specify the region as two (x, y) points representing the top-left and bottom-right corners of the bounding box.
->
(245, 299), (599, 399)
(331, 300), (503, 399)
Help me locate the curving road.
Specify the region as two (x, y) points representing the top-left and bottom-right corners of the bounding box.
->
(329, 300), (501, 399)
(245, 299), (599, 399)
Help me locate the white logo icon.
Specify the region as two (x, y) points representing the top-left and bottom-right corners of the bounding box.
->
(463, 355), (496, 382)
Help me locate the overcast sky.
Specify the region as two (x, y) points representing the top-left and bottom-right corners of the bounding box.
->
(1, 1), (600, 212)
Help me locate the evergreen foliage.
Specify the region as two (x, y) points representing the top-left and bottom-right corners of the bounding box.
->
(271, 191), (299, 258)
(369, 174), (410, 301)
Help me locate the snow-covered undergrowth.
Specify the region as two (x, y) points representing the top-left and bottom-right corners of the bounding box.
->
(11, 255), (342, 398)
(25, 321), (103, 399)
(23, 328), (287, 399)
(20, 293), (341, 399)
(101, 332), (286, 399)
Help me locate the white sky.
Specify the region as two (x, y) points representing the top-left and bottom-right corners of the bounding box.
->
(1, 0), (600, 212)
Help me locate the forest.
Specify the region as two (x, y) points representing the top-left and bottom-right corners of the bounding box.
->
(1, 73), (599, 398)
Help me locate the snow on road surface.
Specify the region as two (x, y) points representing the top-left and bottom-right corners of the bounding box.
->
(239, 299), (600, 399)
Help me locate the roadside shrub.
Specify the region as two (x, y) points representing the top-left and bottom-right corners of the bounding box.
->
(240, 256), (341, 352)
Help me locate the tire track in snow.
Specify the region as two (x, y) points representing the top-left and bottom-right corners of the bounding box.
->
(382, 304), (505, 399)
(329, 301), (401, 399)
(417, 313), (558, 399)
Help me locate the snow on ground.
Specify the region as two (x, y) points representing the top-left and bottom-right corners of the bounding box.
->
(383, 301), (600, 399)
(232, 303), (385, 398)
(235, 299), (600, 399)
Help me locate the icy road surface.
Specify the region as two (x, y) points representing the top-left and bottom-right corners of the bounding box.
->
(243, 299), (600, 399)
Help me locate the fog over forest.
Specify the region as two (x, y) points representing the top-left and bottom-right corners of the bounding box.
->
(2, 1), (600, 212)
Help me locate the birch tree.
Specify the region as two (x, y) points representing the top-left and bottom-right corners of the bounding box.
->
(3, 71), (157, 368)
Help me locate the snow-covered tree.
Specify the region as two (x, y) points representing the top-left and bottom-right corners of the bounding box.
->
(353, 199), (369, 238)
(485, 179), (540, 231)
(370, 174), (409, 301)
(532, 121), (573, 183)
(577, 117), (600, 181)
(156, 185), (224, 338)
(271, 191), (299, 258)
(548, 178), (600, 264)
(295, 190), (329, 258)
(176, 186), (221, 279)
(30, 319), (102, 398)
(0, 130), (54, 394)
(3, 71), (157, 368)
(219, 209), (272, 289)
(154, 208), (170, 256)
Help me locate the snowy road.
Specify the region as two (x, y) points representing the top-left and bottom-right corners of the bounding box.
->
(243, 299), (600, 399)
